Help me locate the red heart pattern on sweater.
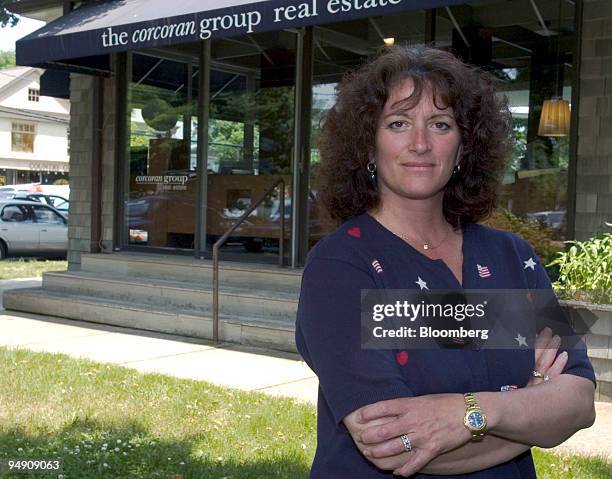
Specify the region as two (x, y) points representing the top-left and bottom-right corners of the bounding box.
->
(347, 227), (361, 238)
(396, 351), (409, 366)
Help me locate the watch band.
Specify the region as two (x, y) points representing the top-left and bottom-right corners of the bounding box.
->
(463, 392), (487, 441)
(464, 392), (478, 407)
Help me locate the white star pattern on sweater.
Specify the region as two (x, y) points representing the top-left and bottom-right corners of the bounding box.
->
(523, 257), (536, 270)
(415, 276), (428, 290)
(515, 333), (528, 347)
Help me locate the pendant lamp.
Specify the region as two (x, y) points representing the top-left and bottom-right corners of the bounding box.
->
(538, 0), (570, 137)
(538, 97), (570, 136)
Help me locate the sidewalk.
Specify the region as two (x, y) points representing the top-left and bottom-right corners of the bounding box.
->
(0, 278), (610, 461)
(0, 278), (318, 404)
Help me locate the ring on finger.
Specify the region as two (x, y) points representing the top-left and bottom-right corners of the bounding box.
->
(400, 434), (412, 452)
(532, 369), (550, 381)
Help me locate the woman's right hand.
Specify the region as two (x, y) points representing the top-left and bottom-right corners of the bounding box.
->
(528, 326), (568, 387)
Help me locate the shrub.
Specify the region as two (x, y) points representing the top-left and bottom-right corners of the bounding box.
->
(482, 208), (564, 279)
(548, 223), (612, 304)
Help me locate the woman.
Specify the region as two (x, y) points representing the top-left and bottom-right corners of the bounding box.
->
(295, 45), (596, 478)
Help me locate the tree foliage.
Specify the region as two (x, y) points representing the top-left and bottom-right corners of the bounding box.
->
(0, 49), (15, 68)
(0, 1), (19, 28)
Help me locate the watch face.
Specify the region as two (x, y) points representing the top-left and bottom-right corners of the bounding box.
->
(467, 411), (485, 430)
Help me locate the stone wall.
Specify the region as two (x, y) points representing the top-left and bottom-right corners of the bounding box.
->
(562, 301), (612, 402)
(577, 0), (612, 240)
(67, 74), (115, 270)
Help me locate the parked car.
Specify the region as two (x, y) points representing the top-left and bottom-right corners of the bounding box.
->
(13, 192), (69, 218)
(526, 210), (566, 231)
(0, 200), (68, 259)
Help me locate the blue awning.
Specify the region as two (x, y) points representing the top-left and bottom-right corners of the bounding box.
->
(16, 0), (463, 73)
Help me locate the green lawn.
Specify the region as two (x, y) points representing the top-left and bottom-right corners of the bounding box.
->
(0, 346), (609, 478)
(0, 346), (316, 478)
(0, 259), (67, 280)
(533, 448), (612, 478)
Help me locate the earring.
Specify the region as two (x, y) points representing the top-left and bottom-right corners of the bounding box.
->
(452, 163), (461, 175)
(367, 161), (377, 182)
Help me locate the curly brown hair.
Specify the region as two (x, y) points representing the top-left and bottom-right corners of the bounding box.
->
(315, 44), (513, 228)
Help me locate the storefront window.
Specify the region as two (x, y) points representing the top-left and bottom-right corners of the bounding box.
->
(435, 0), (574, 239)
(41, 171), (70, 185)
(308, 11), (427, 248)
(307, 0), (575, 251)
(16, 171), (41, 184)
(207, 31), (296, 257)
(126, 52), (199, 249)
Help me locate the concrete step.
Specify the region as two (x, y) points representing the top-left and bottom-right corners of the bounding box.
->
(80, 253), (303, 294)
(2, 287), (297, 353)
(42, 271), (298, 322)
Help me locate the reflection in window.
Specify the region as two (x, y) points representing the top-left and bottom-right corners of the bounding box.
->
(32, 206), (64, 224)
(208, 119), (260, 174)
(436, 0), (574, 239)
(1, 205), (26, 222)
(307, 11), (427, 249)
(126, 53), (199, 249)
(206, 31), (296, 257)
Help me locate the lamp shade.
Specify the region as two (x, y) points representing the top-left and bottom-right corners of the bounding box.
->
(538, 98), (570, 136)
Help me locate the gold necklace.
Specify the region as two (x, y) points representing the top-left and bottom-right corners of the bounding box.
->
(399, 223), (452, 250)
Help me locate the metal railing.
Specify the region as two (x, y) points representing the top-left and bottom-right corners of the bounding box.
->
(212, 177), (286, 342)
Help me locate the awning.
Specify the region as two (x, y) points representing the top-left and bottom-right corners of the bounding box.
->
(16, 0), (464, 74)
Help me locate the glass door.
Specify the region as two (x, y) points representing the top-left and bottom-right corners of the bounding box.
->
(206, 31), (297, 261)
(125, 52), (199, 250)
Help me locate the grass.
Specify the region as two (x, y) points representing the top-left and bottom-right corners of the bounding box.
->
(0, 346), (316, 478)
(0, 259), (67, 280)
(0, 346), (610, 478)
(533, 448), (612, 478)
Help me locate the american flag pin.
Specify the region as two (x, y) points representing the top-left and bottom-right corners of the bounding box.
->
(477, 263), (491, 278)
(500, 384), (518, 392)
(372, 259), (383, 273)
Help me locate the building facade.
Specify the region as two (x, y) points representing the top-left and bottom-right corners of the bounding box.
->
(0, 66), (70, 186)
(11, 0), (610, 268)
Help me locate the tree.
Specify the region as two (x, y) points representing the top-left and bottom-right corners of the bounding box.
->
(0, 50), (15, 68)
(0, 1), (19, 27)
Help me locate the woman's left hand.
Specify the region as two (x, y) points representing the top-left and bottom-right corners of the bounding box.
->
(527, 327), (568, 387)
(356, 393), (472, 476)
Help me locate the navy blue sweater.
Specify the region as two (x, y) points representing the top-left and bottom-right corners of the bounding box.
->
(295, 212), (596, 478)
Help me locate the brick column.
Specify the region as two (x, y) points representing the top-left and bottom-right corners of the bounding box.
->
(101, 78), (116, 252)
(577, 0), (612, 240)
(67, 74), (115, 269)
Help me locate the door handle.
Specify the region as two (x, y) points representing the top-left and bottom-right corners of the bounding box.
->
(40, 229), (47, 232)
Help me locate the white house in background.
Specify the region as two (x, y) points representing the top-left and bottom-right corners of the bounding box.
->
(0, 66), (69, 186)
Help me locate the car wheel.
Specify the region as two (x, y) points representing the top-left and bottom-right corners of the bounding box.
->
(0, 241), (7, 260)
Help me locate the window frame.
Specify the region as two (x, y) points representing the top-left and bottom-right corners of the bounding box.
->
(11, 122), (36, 153)
(28, 88), (40, 102)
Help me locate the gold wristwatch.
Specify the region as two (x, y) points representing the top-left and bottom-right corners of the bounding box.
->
(463, 392), (487, 441)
